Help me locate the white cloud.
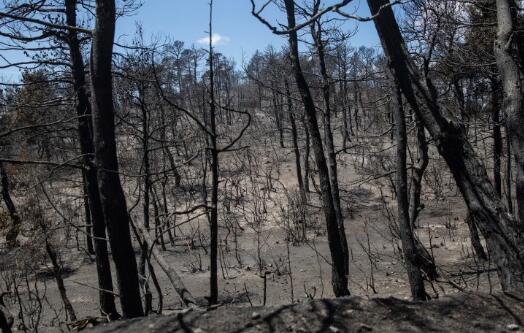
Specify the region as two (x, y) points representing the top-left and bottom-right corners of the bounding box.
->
(197, 33), (231, 46)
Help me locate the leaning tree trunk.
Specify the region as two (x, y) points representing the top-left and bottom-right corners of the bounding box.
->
(45, 241), (77, 321)
(64, 0), (119, 318)
(494, 0), (524, 224)
(90, 0), (143, 318)
(368, 0), (524, 291)
(284, 0), (350, 296)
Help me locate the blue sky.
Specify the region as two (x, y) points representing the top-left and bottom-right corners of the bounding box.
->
(117, 0), (382, 65)
(0, 0), (383, 81)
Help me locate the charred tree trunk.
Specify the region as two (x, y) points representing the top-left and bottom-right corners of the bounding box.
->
(81, 172), (95, 255)
(208, 0), (219, 305)
(284, 0), (350, 296)
(494, 0), (524, 224)
(492, 77), (503, 196)
(303, 116), (311, 194)
(0, 293), (12, 333)
(392, 84), (428, 300)
(65, 0), (119, 318)
(286, 79), (307, 240)
(368, 0), (524, 290)
(0, 163), (20, 248)
(311, 21), (349, 276)
(90, 0), (143, 317)
(135, 224), (196, 307)
(507, 127), (514, 213)
(408, 115), (428, 228)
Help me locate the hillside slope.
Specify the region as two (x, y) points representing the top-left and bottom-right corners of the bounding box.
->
(90, 291), (524, 332)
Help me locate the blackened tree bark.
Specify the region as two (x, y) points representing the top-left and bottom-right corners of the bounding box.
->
(64, 0), (119, 319)
(494, 0), (524, 224)
(208, 0), (219, 305)
(284, 0), (350, 296)
(0, 293), (12, 333)
(90, 0), (144, 317)
(408, 115), (428, 228)
(310, 18), (349, 276)
(285, 79), (307, 207)
(81, 173), (95, 255)
(491, 77), (503, 196)
(392, 84), (428, 300)
(0, 162), (20, 248)
(507, 128), (514, 213)
(368, 0), (524, 290)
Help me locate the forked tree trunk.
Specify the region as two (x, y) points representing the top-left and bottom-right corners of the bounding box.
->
(368, 0), (524, 290)
(90, 0), (143, 317)
(284, 0), (350, 296)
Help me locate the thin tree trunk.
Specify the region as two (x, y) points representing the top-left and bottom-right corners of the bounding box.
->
(465, 214), (488, 260)
(45, 242), (77, 321)
(286, 79), (307, 207)
(81, 172), (95, 255)
(208, 0), (219, 305)
(135, 224), (196, 307)
(492, 77), (503, 196)
(392, 83), (428, 300)
(506, 127), (514, 213)
(303, 116), (311, 193)
(90, 0), (143, 317)
(408, 115), (428, 228)
(311, 21), (349, 276)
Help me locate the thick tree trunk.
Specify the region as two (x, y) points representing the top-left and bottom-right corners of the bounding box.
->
(64, 0), (119, 319)
(494, 0), (524, 224)
(368, 0), (524, 290)
(284, 0), (350, 296)
(0, 162), (20, 248)
(392, 84), (428, 300)
(0, 294), (12, 333)
(90, 0), (143, 317)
